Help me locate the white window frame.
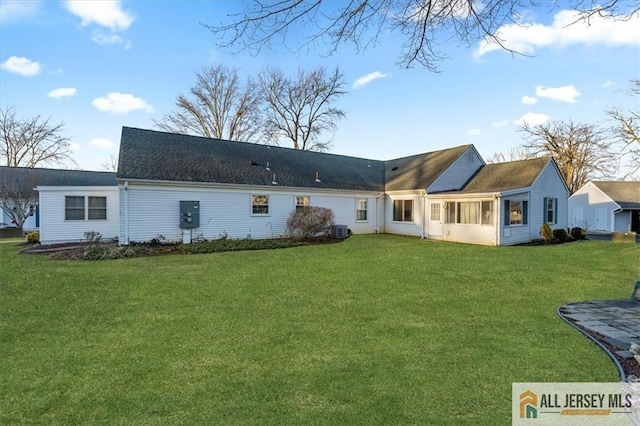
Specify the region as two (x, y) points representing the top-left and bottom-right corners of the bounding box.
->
(544, 197), (557, 224)
(252, 194), (269, 215)
(393, 199), (413, 222)
(295, 196), (310, 211)
(65, 195), (108, 221)
(356, 198), (368, 222)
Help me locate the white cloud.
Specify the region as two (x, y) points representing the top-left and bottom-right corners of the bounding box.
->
(88, 138), (115, 149)
(64, 0), (134, 31)
(521, 96), (537, 105)
(0, 0), (40, 23)
(535, 85), (580, 103)
(491, 120), (509, 127)
(603, 80), (615, 88)
(353, 71), (388, 89)
(467, 128), (481, 136)
(475, 9), (640, 57)
(47, 87), (77, 99)
(92, 92), (154, 114)
(91, 30), (132, 49)
(513, 112), (551, 126)
(0, 56), (41, 76)
(69, 141), (81, 151)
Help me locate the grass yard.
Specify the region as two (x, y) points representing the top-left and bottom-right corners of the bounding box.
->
(1, 235), (638, 424)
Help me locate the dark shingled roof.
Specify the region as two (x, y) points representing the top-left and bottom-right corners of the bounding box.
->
(592, 181), (640, 209)
(459, 156), (552, 193)
(0, 166), (117, 187)
(117, 127), (473, 192)
(384, 145), (472, 191)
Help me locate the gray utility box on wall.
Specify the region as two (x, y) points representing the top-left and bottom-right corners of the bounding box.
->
(179, 201), (200, 228)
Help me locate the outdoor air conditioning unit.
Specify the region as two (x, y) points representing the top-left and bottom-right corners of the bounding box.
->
(332, 225), (348, 239)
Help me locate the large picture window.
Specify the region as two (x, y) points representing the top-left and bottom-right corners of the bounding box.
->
(252, 195), (269, 214)
(445, 200), (493, 225)
(65, 196), (107, 221)
(505, 199), (528, 226)
(393, 199), (413, 222)
(356, 198), (367, 221)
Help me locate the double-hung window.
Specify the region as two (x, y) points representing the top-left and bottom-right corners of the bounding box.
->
(393, 199), (413, 222)
(544, 197), (557, 224)
(356, 198), (367, 221)
(252, 195), (269, 214)
(295, 196), (310, 211)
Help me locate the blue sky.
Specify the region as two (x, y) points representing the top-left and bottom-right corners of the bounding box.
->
(1, 1), (639, 175)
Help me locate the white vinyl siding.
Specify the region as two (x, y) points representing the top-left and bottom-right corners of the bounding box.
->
(39, 187), (119, 245)
(568, 182), (620, 233)
(428, 147), (484, 193)
(120, 184), (380, 244)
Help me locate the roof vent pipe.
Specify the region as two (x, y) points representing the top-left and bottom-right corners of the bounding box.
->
(272, 173), (278, 185)
(266, 161), (270, 171)
(315, 171), (321, 183)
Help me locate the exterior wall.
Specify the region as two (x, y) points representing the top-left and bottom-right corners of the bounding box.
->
(383, 191), (425, 237)
(568, 182), (618, 232)
(498, 191), (532, 246)
(120, 182), (380, 244)
(614, 211), (631, 232)
(39, 187), (120, 245)
(428, 146), (484, 193)
(528, 161), (569, 240)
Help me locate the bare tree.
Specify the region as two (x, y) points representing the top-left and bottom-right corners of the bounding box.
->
(486, 146), (538, 164)
(0, 168), (40, 231)
(606, 79), (639, 177)
(0, 106), (75, 168)
(259, 66), (347, 151)
(101, 155), (118, 172)
(206, 0), (638, 70)
(153, 65), (263, 142)
(521, 120), (617, 193)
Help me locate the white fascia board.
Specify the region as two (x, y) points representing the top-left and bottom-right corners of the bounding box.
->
(36, 186), (117, 192)
(117, 178), (381, 197)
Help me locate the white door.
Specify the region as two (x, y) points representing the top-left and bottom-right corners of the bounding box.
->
(596, 206), (608, 231)
(428, 201), (442, 239)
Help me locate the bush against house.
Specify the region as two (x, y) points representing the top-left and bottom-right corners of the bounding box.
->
(286, 206), (335, 239)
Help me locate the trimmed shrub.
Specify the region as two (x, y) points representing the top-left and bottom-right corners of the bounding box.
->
(540, 223), (553, 243)
(286, 206), (335, 239)
(25, 231), (40, 244)
(570, 227), (587, 240)
(553, 228), (568, 243)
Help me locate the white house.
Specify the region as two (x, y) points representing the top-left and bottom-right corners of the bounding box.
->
(116, 127), (569, 246)
(0, 166), (118, 244)
(568, 181), (640, 233)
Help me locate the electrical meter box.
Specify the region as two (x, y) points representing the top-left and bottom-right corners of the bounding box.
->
(179, 201), (200, 228)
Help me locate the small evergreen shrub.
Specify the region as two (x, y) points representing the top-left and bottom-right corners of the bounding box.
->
(540, 223), (553, 243)
(25, 231), (40, 244)
(286, 206), (335, 239)
(570, 227), (587, 240)
(553, 228), (568, 242)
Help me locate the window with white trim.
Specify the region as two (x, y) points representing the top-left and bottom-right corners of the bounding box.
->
(444, 200), (494, 225)
(356, 198), (367, 221)
(252, 195), (269, 214)
(393, 199), (413, 222)
(481, 201), (493, 225)
(505, 199), (528, 226)
(295, 196), (309, 211)
(65, 196), (107, 221)
(544, 197), (557, 224)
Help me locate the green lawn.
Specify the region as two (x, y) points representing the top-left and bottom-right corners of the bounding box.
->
(1, 235), (638, 424)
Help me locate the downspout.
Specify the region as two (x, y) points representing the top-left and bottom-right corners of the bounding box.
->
(495, 195), (501, 246)
(421, 190), (427, 239)
(375, 193), (380, 234)
(123, 181), (129, 245)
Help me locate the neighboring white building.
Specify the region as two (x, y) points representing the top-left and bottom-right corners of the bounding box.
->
(117, 127), (569, 246)
(568, 181), (640, 233)
(0, 166), (118, 244)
